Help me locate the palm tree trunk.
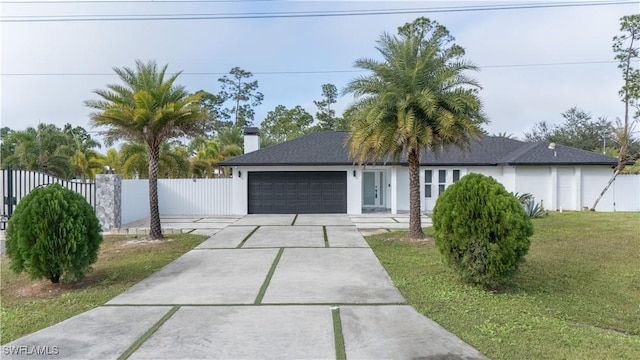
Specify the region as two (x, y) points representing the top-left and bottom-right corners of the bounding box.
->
(408, 149), (424, 239)
(148, 144), (163, 239)
(590, 169), (621, 211)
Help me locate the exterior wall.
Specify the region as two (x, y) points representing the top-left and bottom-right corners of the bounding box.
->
(514, 167), (552, 209)
(396, 165), (639, 213)
(121, 178), (233, 224)
(231, 165), (362, 215)
(396, 168), (410, 212)
(117, 165), (637, 222)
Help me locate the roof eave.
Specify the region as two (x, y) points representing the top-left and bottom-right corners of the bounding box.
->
(499, 162), (618, 166)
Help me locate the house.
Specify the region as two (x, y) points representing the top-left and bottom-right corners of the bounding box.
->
(220, 128), (638, 214)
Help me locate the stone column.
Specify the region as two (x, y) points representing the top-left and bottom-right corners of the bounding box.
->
(95, 174), (122, 231)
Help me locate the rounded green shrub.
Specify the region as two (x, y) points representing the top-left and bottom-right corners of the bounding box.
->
(432, 173), (533, 288)
(6, 184), (102, 283)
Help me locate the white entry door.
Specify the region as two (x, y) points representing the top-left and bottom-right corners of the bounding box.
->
(362, 171), (385, 207)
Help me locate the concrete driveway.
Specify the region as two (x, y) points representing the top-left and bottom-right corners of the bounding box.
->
(2, 214), (485, 360)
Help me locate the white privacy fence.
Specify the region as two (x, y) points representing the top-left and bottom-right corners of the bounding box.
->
(603, 174), (640, 212)
(122, 178), (233, 225)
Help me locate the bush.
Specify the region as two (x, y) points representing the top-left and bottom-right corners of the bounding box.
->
(514, 192), (548, 218)
(432, 173), (533, 289)
(6, 184), (102, 283)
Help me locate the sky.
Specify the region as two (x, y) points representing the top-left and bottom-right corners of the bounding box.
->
(1, 0), (639, 146)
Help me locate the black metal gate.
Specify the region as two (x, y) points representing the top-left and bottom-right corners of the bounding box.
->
(1, 166), (96, 230)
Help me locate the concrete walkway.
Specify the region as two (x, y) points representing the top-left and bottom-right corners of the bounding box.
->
(2, 214), (485, 360)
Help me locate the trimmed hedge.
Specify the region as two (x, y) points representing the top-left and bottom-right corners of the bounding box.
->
(432, 173), (533, 288)
(6, 184), (102, 283)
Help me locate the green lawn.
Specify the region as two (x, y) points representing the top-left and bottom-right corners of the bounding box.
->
(367, 212), (640, 360)
(0, 233), (207, 344)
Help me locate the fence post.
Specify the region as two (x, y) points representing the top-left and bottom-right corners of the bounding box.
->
(95, 174), (122, 231)
(6, 165), (14, 218)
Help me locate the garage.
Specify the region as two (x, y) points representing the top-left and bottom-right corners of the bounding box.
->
(248, 171), (347, 214)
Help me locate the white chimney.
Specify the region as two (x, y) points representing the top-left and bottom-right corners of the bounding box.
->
(243, 127), (260, 154)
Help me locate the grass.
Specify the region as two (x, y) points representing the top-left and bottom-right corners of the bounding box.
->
(0, 233), (207, 344)
(367, 212), (640, 360)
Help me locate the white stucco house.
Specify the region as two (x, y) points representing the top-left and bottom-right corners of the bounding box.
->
(219, 128), (639, 215)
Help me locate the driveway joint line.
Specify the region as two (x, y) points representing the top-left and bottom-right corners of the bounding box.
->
(291, 214), (298, 225)
(117, 305), (180, 360)
(323, 226), (329, 247)
(102, 302), (408, 307)
(254, 247), (284, 304)
(331, 306), (347, 360)
(236, 226), (260, 248)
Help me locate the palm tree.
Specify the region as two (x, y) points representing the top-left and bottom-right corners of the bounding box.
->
(344, 18), (486, 239)
(86, 60), (205, 239)
(70, 150), (105, 181)
(119, 141), (191, 179)
(2, 125), (74, 178)
(189, 137), (222, 178)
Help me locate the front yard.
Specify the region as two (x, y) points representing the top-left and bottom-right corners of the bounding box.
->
(0, 233), (207, 344)
(367, 211), (640, 359)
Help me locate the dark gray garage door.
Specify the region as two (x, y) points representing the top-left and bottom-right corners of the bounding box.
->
(248, 171), (347, 214)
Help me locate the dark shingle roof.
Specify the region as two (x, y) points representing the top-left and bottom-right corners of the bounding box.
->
(220, 131), (619, 167)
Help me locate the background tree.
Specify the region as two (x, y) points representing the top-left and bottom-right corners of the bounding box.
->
(492, 131), (515, 139)
(216, 126), (244, 156)
(345, 17), (486, 239)
(524, 107), (615, 152)
(103, 148), (120, 173)
(70, 150), (104, 181)
(189, 138), (219, 178)
(218, 67), (264, 127)
(194, 90), (231, 136)
(592, 14), (640, 210)
(85, 60), (206, 239)
(118, 141), (190, 179)
(314, 83), (346, 130)
(0, 123), (98, 179)
(261, 105), (314, 144)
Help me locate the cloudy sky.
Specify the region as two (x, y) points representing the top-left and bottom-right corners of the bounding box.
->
(1, 0), (638, 143)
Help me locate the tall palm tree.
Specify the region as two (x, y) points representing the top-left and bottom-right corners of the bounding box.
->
(344, 18), (486, 239)
(86, 60), (205, 239)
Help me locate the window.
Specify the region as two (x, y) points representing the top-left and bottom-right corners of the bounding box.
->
(453, 170), (460, 182)
(438, 170), (446, 194)
(424, 170), (432, 198)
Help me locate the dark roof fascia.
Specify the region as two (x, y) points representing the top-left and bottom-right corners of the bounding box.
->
(221, 162), (357, 167)
(498, 162), (618, 166)
(418, 162), (496, 167)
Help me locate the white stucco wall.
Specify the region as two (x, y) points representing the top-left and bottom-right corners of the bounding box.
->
(514, 167), (552, 209)
(396, 168), (410, 212)
(230, 164), (638, 215)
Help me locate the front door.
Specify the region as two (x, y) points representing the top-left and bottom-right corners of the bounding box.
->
(362, 171), (385, 208)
